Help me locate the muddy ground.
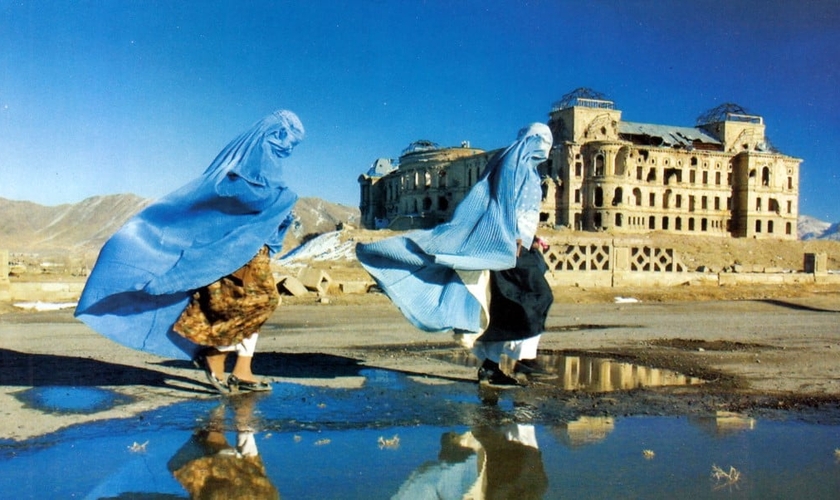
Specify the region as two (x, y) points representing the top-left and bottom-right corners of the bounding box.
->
(2, 282), (840, 442)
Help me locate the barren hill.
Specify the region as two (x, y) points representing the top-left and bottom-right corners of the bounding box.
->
(0, 194), (151, 256)
(0, 194), (360, 264)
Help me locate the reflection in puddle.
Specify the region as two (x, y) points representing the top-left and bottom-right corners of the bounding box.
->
(3, 370), (839, 499)
(169, 394), (279, 499)
(690, 411), (757, 436)
(393, 424), (547, 499)
(553, 416), (615, 448)
(14, 386), (131, 414)
(442, 351), (705, 391)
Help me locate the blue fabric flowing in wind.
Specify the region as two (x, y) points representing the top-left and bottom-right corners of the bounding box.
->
(75, 110), (304, 360)
(355, 124), (552, 334)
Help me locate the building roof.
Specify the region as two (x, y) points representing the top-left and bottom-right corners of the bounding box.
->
(619, 121), (721, 149)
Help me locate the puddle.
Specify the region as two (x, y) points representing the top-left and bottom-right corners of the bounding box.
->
(13, 386), (132, 414)
(439, 351), (706, 391)
(2, 370), (839, 499)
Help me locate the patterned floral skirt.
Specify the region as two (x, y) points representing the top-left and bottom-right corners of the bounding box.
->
(173, 246), (279, 347)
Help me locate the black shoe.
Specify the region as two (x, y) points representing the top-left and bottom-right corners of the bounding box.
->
(227, 374), (273, 393)
(193, 349), (230, 394)
(513, 358), (555, 379)
(477, 359), (520, 387)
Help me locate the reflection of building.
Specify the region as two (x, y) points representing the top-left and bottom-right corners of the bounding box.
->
(539, 354), (705, 392)
(690, 411), (756, 437)
(441, 351), (705, 392)
(358, 89), (801, 239)
(553, 416), (615, 448)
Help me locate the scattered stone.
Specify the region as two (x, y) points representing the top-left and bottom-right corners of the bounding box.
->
(277, 276), (309, 297)
(297, 268), (333, 294)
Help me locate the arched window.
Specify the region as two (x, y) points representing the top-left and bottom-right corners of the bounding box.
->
(612, 187), (623, 206)
(761, 167), (770, 186)
(594, 187), (604, 207)
(595, 154), (605, 176)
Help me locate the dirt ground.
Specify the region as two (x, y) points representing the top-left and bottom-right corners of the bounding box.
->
(2, 281), (840, 442)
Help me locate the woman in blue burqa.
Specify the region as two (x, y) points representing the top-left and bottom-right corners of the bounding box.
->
(75, 110), (304, 394)
(356, 123), (554, 386)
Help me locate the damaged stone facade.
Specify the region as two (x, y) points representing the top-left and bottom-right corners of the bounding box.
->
(359, 92), (801, 240)
(358, 141), (491, 230)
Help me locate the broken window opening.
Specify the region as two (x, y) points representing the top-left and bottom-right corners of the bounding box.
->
(595, 154), (605, 176)
(612, 187), (623, 206)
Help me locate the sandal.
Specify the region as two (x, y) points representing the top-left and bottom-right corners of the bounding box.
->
(193, 349), (230, 394)
(227, 373), (272, 393)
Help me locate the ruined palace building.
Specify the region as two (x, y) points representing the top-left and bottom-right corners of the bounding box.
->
(358, 88), (801, 240)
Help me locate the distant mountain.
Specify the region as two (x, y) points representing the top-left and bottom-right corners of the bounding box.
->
(286, 197), (361, 248)
(0, 194), (360, 258)
(0, 194), (152, 255)
(799, 215), (840, 241)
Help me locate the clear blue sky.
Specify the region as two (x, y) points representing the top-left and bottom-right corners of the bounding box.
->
(2, 1), (839, 221)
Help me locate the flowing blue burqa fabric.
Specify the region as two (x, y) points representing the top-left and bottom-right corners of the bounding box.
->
(75, 110), (304, 360)
(355, 124), (552, 334)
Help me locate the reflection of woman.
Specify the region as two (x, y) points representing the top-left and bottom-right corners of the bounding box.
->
(356, 124), (553, 385)
(75, 110), (304, 393)
(392, 425), (548, 499)
(168, 394), (279, 498)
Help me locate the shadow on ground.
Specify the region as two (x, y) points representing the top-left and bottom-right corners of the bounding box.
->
(0, 348), (196, 388)
(157, 352), (370, 381)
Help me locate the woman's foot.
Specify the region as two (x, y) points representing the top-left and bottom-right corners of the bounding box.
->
(477, 359), (520, 387)
(193, 348), (230, 394)
(227, 373), (272, 392)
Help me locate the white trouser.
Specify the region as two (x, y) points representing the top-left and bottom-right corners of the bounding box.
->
(503, 423), (539, 449)
(217, 333), (259, 357)
(236, 432), (259, 457)
(472, 334), (541, 363)
(453, 270), (491, 348)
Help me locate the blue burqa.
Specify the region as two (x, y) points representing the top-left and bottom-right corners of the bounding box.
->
(355, 123), (552, 334)
(75, 110), (304, 360)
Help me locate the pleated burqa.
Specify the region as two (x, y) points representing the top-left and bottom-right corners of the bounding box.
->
(75, 110), (304, 360)
(355, 124), (552, 334)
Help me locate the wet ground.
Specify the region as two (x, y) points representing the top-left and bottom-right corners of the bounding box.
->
(2, 365), (840, 498)
(2, 297), (840, 497)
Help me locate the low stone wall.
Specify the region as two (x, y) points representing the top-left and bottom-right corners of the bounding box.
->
(542, 237), (831, 289)
(0, 249), (9, 302)
(8, 282), (86, 302)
